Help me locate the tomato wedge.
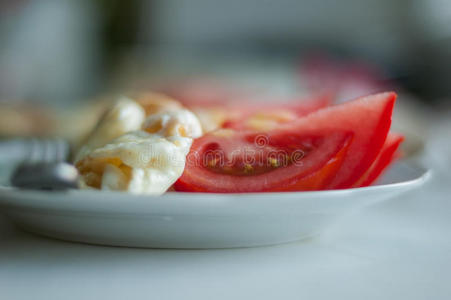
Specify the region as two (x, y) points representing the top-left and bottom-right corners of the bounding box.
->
(354, 132), (404, 187)
(268, 140), (350, 191)
(272, 92), (396, 189)
(189, 94), (331, 132)
(222, 94), (331, 131)
(174, 129), (352, 193)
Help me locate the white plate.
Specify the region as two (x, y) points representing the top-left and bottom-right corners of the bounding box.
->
(0, 162), (430, 249)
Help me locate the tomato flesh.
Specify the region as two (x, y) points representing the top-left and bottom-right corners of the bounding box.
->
(175, 129), (352, 193)
(175, 91), (397, 192)
(274, 92), (396, 189)
(221, 94), (331, 130)
(354, 132), (404, 187)
(269, 141), (350, 191)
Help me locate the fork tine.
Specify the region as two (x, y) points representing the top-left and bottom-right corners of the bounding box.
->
(29, 138), (41, 163)
(54, 139), (61, 162)
(47, 138), (58, 163)
(55, 138), (66, 162)
(10, 137), (78, 190)
(43, 139), (50, 163)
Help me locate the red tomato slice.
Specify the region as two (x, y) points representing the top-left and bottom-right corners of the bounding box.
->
(269, 140), (350, 191)
(354, 133), (404, 187)
(222, 94), (332, 131)
(174, 129), (352, 193)
(274, 92), (396, 189)
(189, 94), (331, 133)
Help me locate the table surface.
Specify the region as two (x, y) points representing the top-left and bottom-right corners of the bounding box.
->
(1, 121), (451, 300)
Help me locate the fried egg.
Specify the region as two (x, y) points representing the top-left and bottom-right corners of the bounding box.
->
(75, 95), (202, 195)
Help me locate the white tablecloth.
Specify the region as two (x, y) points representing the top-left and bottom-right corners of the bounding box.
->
(1, 120), (450, 300)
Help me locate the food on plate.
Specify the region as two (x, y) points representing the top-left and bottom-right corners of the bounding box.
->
(292, 92), (396, 189)
(76, 131), (194, 194)
(353, 132), (404, 187)
(174, 129), (352, 192)
(158, 79), (332, 132)
(75, 94), (202, 194)
(187, 94), (331, 132)
(74, 96), (146, 162)
(175, 92), (398, 192)
(75, 89), (403, 194)
(220, 94), (331, 131)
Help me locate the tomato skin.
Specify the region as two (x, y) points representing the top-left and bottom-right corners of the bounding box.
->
(274, 92), (396, 189)
(175, 91), (397, 192)
(159, 79), (332, 132)
(354, 133), (404, 187)
(268, 141), (349, 191)
(175, 130), (352, 193)
(327, 92), (396, 189)
(221, 94), (332, 130)
(188, 94), (331, 133)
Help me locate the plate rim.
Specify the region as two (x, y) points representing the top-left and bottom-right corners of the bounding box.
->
(0, 162), (431, 215)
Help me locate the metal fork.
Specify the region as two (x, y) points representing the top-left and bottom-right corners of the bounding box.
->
(8, 138), (79, 190)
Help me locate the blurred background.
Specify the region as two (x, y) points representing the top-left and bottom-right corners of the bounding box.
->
(0, 0), (450, 147)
